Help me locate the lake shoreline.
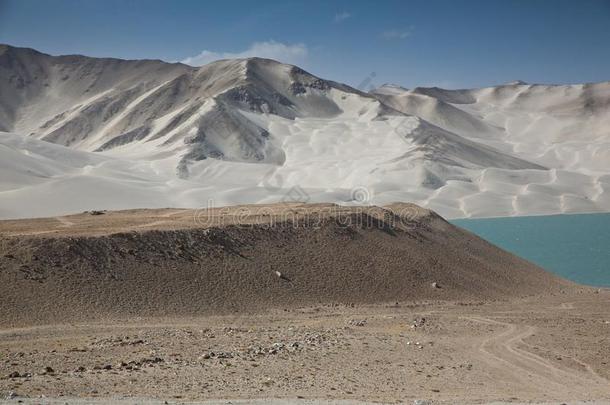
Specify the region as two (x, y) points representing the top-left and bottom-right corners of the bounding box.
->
(452, 212), (610, 287)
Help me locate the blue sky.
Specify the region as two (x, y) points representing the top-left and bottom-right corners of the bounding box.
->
(1, 0), (609, 89)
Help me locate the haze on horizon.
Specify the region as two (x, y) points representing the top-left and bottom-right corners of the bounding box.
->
(0, 0), (609, 89)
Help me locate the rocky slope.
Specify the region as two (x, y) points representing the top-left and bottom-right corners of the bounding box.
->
(0, 204), (572, 326)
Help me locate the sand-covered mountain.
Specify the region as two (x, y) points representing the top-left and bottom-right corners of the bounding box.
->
(372, 82), (610, 216)
(0, 44), (374, 172)
(0, 44), (609, 219)
(373, 82), (610, 172)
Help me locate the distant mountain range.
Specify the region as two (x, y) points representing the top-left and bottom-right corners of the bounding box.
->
(1, 44), (609, 219)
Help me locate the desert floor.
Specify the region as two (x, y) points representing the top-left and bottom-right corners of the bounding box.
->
(1, 290), (609, 404)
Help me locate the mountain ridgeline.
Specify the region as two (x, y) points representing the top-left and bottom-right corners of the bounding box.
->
(1, 44), (609, 219)
(1, 44), (377, 174)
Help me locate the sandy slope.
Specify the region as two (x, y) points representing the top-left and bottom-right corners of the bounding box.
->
(1, 45), (609, 219)
(373, 82), (610, 217)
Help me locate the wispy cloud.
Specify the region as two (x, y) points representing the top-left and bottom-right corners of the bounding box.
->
(181, 41), (308, 66)
(334, 11), (351, 23)
(381, 27), (413, 40)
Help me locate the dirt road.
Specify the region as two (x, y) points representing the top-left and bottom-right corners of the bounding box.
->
(1, 293), (609, 404)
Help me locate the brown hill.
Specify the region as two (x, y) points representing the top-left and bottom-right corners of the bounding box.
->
(0, 203), (573, 326)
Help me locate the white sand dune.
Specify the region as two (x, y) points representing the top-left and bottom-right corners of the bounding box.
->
(0, 44), (609, 219)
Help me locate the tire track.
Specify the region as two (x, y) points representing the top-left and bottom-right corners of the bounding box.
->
(464, 316), (608, 398)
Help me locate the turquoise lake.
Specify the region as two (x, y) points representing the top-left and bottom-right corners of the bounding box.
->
(451, 213), (610, 287)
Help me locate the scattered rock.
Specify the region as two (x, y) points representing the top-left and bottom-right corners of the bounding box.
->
(274, 270), (291, 281)
(348, 319), (367, 327)
(411, 317), (426, 329)
(8, 371), (20, 378)
(88, 210), (106, 216)
(116, 357), (164, 369)
(43, 366), (54, 374)
(5, 391), (18, 400)
(431, 282), (440, 289)
(201, 351), (233, 360)
(262, 377), (274, 386)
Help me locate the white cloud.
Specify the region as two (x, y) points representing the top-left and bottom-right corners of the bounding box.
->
(334, 11), (351, 23)
(181, 41), (308, 66)
(382, 28), (413, 40)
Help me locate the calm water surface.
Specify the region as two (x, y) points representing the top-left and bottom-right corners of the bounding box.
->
(452, 213), (610, 287)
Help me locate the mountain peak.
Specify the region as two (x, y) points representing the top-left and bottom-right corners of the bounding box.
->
(506, 80), (528, 86)
(371, 84), (409, 95)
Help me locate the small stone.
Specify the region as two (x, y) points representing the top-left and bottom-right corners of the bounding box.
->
(8, 371), (20, 378)
(44, 366), (54, 374)
(412, 317), (426, 328)
(348, 319), (367, 327)
(431, 282), (440, 289)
